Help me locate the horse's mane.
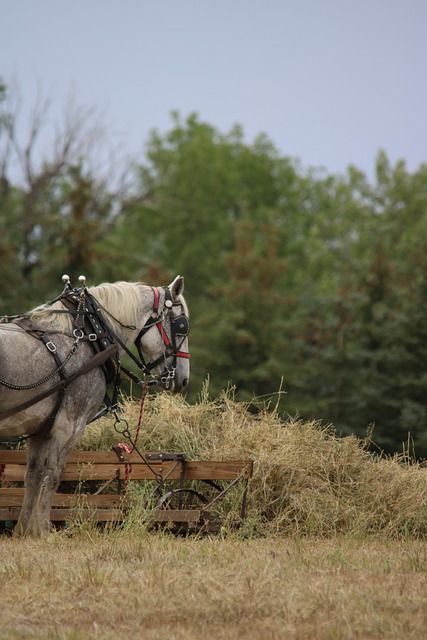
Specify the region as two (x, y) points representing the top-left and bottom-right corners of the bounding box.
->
(29, 282), (146, 334)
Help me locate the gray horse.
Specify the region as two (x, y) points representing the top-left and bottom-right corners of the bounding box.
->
(0, 276), (190, 536)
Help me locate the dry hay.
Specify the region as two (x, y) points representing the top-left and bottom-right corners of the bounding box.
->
(78, 388), (427, 538)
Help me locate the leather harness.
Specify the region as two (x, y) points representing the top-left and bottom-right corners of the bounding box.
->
(0, 283), (190, 436)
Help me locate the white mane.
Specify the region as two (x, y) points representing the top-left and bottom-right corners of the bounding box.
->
(29, 282), (146, 334)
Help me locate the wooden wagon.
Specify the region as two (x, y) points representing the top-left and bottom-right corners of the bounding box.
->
(0, 449), (253, 534)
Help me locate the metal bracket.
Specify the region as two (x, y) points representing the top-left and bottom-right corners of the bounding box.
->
(46, 341), (57, 353)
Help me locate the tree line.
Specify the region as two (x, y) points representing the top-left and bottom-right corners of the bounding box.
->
(1, 83), (427, 457)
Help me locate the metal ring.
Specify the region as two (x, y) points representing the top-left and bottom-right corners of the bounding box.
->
(73, 328), (84, 340)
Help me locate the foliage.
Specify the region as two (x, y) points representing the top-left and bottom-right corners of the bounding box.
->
(1, 81), (427, 456)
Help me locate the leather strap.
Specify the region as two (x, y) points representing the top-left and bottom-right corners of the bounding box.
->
(0, 344), (118, 422)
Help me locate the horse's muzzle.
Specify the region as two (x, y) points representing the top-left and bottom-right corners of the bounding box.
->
(163, 377), (188, 393)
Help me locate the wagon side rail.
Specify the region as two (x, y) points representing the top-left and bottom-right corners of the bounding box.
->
(0, 450), (253, 532)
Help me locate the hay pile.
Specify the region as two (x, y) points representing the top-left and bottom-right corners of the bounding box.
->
(79, 390), (427, 538)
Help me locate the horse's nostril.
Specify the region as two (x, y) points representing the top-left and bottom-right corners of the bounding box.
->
(182, 378), (189, 388)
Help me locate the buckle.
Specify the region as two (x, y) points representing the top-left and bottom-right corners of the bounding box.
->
(46, 341), (57, 353)
(88, 333), (97, 341)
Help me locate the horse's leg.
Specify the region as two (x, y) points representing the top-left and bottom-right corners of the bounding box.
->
(14, 371), (104, 537)
(15, 419), (86, 537)
(14, 427), (70, 536)
(14, 435), (57, 536)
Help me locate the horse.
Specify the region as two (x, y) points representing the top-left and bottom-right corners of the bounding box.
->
(0, 275), (190, 536)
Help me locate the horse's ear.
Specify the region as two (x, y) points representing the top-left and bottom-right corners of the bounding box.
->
(169, 275), (184, 300)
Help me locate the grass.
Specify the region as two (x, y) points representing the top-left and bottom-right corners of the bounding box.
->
(1, 388), (427, 638)
(0, 529), (426, 639)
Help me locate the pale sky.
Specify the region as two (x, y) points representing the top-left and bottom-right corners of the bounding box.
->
(2, 0), (426, 180)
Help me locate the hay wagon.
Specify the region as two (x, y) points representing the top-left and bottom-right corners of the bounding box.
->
(0, 448), (253, 534)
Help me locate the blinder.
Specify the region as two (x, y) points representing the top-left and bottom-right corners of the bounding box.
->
(171, 314), (190, 339)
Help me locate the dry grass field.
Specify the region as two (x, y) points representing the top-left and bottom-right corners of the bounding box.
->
(1, 390), (427, 638)
(0, 531), (426, 639)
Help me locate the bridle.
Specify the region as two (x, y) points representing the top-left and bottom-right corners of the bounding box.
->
(133, 286), (190, 388)
(59, 283), (190, 419)
(50, 281), (190, 389)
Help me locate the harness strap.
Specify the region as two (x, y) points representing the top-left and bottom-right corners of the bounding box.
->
(60, 295), (118, 382)
(14, 317), (69, 383)
(0, 281), (190, 428)
(60, 292), (123, 417)
(13, 317), (71, 438)
(37, 385), (67, 439)
(0, 344), (118, 422)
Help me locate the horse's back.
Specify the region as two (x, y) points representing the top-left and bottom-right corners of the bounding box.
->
(0, 323), (105, 437)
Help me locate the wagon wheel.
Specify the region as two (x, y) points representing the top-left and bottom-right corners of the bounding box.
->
(156, 488), (209, 511)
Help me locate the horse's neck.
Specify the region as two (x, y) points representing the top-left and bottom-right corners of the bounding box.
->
(97, 284), (154, 349)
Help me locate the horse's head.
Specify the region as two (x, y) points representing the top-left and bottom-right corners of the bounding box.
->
(136, 276), (190, 393)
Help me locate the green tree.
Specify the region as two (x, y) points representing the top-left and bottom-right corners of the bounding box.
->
(110, 113), (306, 401)
(3, 88), (427, 457)
(292, 153), (427, 457)
(194, 214), (291, 401)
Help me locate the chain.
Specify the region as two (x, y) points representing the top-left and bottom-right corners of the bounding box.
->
(113, 382), (164, 491)
(160, 366), (176, 388)
(0, 331), (83, 390)
(0, 280), (87, 391)
(113, 382), (148, 455)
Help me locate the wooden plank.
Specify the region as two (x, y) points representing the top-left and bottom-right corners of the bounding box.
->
(0, 450), (186, 465)
(0, 450), (27, 464)
(0, 451), (253, 475)
(0, 488), (24, 507)
(69, 451), (186, 464)
(0, 488), (126, 508)
(3, 461), (180, 482)
(0, 507), (124, 522)
(183, 461), (252, 480)
(0, 507), (21, 521)
(3, 464), (122, 483)
(2, 460), (253, 483)
(2, 466), (25, 482)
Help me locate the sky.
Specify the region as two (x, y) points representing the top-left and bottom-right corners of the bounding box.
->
(2, 0), (427, 181)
